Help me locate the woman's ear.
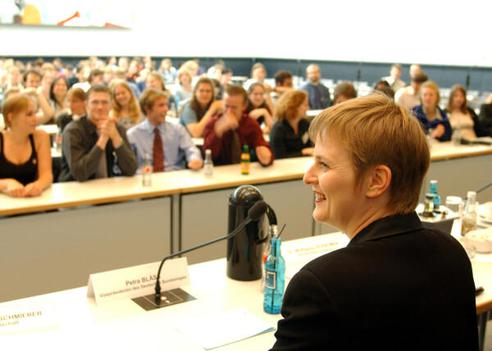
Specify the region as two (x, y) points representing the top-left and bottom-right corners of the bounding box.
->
(365, 165), (392, 198)
(5, 113), (13, 128)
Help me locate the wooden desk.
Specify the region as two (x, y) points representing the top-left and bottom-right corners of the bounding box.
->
(1, 233), (490, 351)
(0, 158), (313, 301)
(2, 142), (492, 301)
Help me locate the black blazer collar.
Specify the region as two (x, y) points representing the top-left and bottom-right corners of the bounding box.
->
(349, 212), (423, 246)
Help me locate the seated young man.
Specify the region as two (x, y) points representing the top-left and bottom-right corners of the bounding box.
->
(59, 84), (137, 182)
(203, 85), (273, 166)
(127, 89), (203, 172)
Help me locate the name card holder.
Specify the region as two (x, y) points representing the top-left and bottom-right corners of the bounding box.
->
(87, 257), (189, 305)
(0, 303), (57, 334)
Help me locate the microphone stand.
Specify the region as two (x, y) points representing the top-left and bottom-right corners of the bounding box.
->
(154, 201), (267, 305)
(475, 181), (492, 195)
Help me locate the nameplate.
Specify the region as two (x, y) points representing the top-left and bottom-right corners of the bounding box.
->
(87, 258), (189, 304)
(0, 303), (57, 334)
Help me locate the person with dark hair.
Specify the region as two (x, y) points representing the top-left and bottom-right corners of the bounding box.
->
(88, 69), (105, 85)
(446, 84), (488, 139)
(246, 82), (274, 132)
(269, 90), (313, 159)
(22, 69), (54, 124)
(373, 80), (395, 99)
(270, 94), (477, 350)
(203, 85), (273, 166)
(300, 64), (331, 109)
(49, 76), (69, 118)
(395, 71), (428, 111)
(56, 87), (86, 132)
(127, 89), (202, 172)
(214, 68), (234, 101)
(180, 77), (222, 137)
(273, 70), (294, 99)
(333, 82), (357, 105)
(479, 94), (492, 136)
(59, 84), (137, 181)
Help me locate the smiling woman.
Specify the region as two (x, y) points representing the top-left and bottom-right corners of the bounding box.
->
(0, 93), (53, 197)
(270, 94), (478, 350)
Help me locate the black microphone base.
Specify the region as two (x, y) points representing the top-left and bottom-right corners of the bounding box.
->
(132, 288), (195, 311)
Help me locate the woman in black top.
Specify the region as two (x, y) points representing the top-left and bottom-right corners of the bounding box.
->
(269, 90), (313, 159)
(0, 94), (52, 197)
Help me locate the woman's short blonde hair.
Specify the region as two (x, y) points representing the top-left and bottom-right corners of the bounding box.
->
(309, 93), (430, 214)
(1, 93), (32, 128)
(274, 90), (308, 121)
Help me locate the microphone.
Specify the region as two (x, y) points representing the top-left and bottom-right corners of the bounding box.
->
(154, 200), (268, 304)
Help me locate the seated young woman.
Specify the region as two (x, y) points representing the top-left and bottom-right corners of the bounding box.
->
(109, 80), (143, 129)
(446, 84), (488, 139)
(412, 81), (452, 142)
(246, 82), (274, 133)
(269, 90), (313, 159)
(179, 77), (222, 138)
(0, 93), (53, 197)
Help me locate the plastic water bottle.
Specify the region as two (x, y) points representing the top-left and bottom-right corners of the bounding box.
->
(203, 149), (214, 176)
(142, 153), (152, 187)
(428, 180), (441, 213)
(263, 236), (285, 314)
(461, 191), (477, 235)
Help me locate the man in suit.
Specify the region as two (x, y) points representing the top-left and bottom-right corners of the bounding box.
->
(59, 84), (137, 181)
(270, 94), (478, 350)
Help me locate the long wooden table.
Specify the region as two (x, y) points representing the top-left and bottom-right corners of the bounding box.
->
(1, 143), (492, 302)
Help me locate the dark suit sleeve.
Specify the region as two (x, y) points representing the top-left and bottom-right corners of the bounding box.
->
(114, 125), (137, 176)
(62, 124), (104, 182)
(270, 268), (339, 351)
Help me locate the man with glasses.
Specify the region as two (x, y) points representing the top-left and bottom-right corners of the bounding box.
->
(59, 84), (137, 181)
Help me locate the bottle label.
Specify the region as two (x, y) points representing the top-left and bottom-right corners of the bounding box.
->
(241, 161), (250, 175)
(265, 270), (277, 289)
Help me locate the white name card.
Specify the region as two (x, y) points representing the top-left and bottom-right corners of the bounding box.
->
(87, 257), (189, 304)
(0, 303), (57, 334)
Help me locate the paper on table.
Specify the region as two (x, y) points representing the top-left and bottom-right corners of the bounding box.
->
(175, 308), (274, 350)
(283, 233), (348, 280)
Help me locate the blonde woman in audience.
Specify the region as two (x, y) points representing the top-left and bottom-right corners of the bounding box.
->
(109, 80), (142, 129)
(412, 81), (451, 141)
(174, 69), (193, 107)
(179, 77), (222, 137)
(49, 77), (69, 119)
(446, 84), (487, 140)
(246, 82), (274, 132)
(0, 94), (52, 197)
(269, 89), (313, 159)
